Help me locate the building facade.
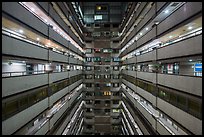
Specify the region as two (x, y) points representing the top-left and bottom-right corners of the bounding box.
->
(2, 2), (202, 135)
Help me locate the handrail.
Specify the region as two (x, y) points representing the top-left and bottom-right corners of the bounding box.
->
(122, 29), (202, 60)
(2, 28), (83, 61)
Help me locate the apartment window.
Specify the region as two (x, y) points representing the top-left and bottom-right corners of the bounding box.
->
(86, 66), (92, 71)
(95, 75), (101, 79)
(112, 49), (119, 53)
(94, 15), (102, 20)
(104, 91), (111, 96)
(94, 48), (101, 53)
(86, 57), (92, 62)
(177, 95), (187, 110)
(93, 57), (101, 62)
(113, 83), (119, 87)
(19, 96), (28, 109)
(113, 92), (120, 96)
(113, 100), (119, 104)
(94, 91), (103, 96)
(170, 93), (177, 105)
(103, 48), (112, 53)
(160, 89), (170, 102)
(113, 75), (119, 79)
(86, 100), (92, 104)
(95, 83), (100, 87)
(113, 109), (120, 113)
(106, 83), (111, 87)
(104, 75), (110, 79)
(188, 99), (202, 118)
(95, 100), (101, 105)
(105, 100), (110, 104)
(86, 83), (92, 87)
(105, 66), (110, 71)
(113, 66), (119, 71)
(4, 100), (18, 117)
(86, 108), (92, 112)
(85, 48), (92, 54)
(113, 57), (120, 62)
(85, 92), (92, 96)
(105, 109), (110, 113)
(94, 66), (100, 71)
(104, 58), (111, 62)
(85, 75), (93, 79)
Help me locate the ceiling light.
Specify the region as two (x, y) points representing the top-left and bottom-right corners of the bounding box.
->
(164, 10), (169, 14)
(37, 38), (40, 41)
(189, 59), (192, 62)
(139, 33), (142, 35)
(169, 35), (173, 38)
(53, 26), (56, 30)
(44, 19), (47, 23)
(146, 27), (148, 31)
(19, 29), (24, 33)
(48, 43), (51, 45)
(155, 21), (159, 25)
(188, 26), (193, 30)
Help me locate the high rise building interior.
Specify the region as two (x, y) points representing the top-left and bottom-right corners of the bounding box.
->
(2, 2), (202, 135)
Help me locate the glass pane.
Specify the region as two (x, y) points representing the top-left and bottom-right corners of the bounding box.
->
(177, 95), (187, 108)
(5, 101), (18, 115)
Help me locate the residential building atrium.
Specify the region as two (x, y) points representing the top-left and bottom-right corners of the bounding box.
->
(2, 2), (202, 135)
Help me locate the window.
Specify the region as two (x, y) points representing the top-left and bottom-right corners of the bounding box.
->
(94, 66), (100, 71)
(86, 75), (93, 79)
(113, 83), (119, 87)
(95, 75), (101, 79)
(105, 109), (110, 113)
(113, 57), (120, 62)
(113, 75), (119, 79)
(113, 66), (119, 70)
(104, 75), (110, 79)
(177, 95), (187, 109)
(94, 15), (102, 20)
(19, 96), (28, 108)
(93, 57), (101, 62)
(170, 93), (177, 105)
(113, 100), (119, 104)
(95, 100), (101, 104)
(104, 58), (111, 62)
(86, 83), (92, 87)
(106, 83), (111, 87)
(188, 98), (201, 118)
(103, 48), (112, 53)
(86, 66), (92, 71)
(104, 91), (111, 96)
(113, 109), (120, 113)
(85, 48), (92, 54)
(86, 57), (92, 62)
(5, 100), (18, 116)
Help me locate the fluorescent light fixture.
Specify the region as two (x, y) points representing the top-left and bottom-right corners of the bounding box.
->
(19, 29), (24, 33)
(164, 10), (169, 14)
(188, 26), (193, 30)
